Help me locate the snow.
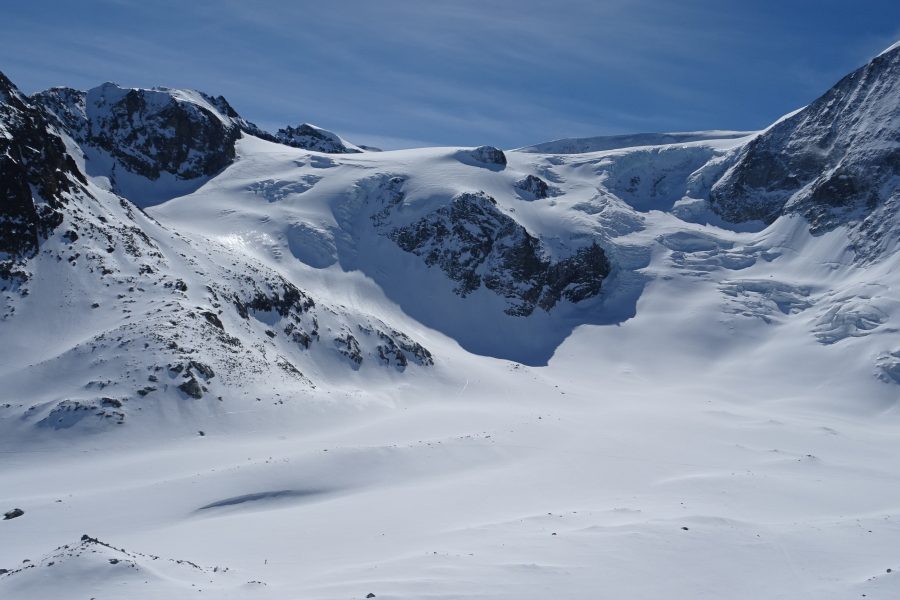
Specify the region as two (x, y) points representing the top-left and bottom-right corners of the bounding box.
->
(86, 83), (236, 127)
(515, 130), (755, 154)
(877, 39), (900, 57)
(4, 61), (900, 600)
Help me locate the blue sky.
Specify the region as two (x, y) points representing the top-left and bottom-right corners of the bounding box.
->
(2, 1), (898, 149)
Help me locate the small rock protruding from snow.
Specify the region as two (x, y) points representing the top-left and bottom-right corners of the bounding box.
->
(3, 508), (24, 520)
(178, 377), (204, 399)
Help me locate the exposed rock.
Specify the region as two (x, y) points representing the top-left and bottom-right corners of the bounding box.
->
(388, 192), (610, 315)
(0, 72), (85, 265)
(188, 360), (215, 380)
(375, 329), (434, 369)
(465, 145), (507, 167)
(234, 278), (314, 319)
(514, 174), (552, 200)
(200, 310), (224, 330)
(41, 84), (286, 181)
(334, 332), (363, 366)
(275, 123), (362, 154)
(178, 377), (204, 399)
(3, 508), (24, 520)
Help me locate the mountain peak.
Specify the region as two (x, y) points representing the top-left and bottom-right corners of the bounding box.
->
(275, 122), (363, 153)
(709, 37), (900, 254)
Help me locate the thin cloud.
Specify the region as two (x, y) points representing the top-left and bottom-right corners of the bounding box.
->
(1, 0), (897, 148)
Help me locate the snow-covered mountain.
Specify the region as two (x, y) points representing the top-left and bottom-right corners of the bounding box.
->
(1, 75), (435, 434)
(2, 43), (900, 600)
(274, 122), (365, 154)
(33, 83), (369, 206)
(710, 44), (900, 251)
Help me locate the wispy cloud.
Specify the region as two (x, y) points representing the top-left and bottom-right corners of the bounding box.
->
(1, 0), (897, 148)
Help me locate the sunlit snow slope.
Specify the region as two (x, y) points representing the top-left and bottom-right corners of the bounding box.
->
(2, 44), (900, 600)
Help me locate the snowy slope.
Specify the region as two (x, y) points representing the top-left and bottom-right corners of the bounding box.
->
(516, 130), (755, 154)
(2, 41), (900, 600)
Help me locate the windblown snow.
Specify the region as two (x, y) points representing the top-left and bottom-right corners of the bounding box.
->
(2, 44), (900, 600)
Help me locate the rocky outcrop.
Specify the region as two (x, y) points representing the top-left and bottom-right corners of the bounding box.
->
(387, 191), (610, 316)
(710, 45), (900, 236)
(465, 145), (507, 167)
(1, 73), (85, 267)
(514, 175), (552, 200)
(178, 377), (204, 399)
(35, 84), (255, 182)
(33, 84), (369, 194)
(275, 123), (362, 153)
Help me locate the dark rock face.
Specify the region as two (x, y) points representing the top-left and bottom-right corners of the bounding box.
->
(466, 145), (507, 167)
(233, 278), (315, 320)
(200, 311), (224, 330)
(91, 84), (237, 180)
(388, 192), (610, 316)
(34, 83), (276, 185)
(710, 45), (900, 234)
(178, 377), (204, 399)
(1, 73), (85, 267)
(33, 84), (369, 197)
(188, 361), (215, 380)
(515, 175), (551, 200)
(275, 123), (361, 154)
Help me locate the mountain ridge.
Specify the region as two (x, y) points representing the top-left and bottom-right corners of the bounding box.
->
(0, 39), (899, 433)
